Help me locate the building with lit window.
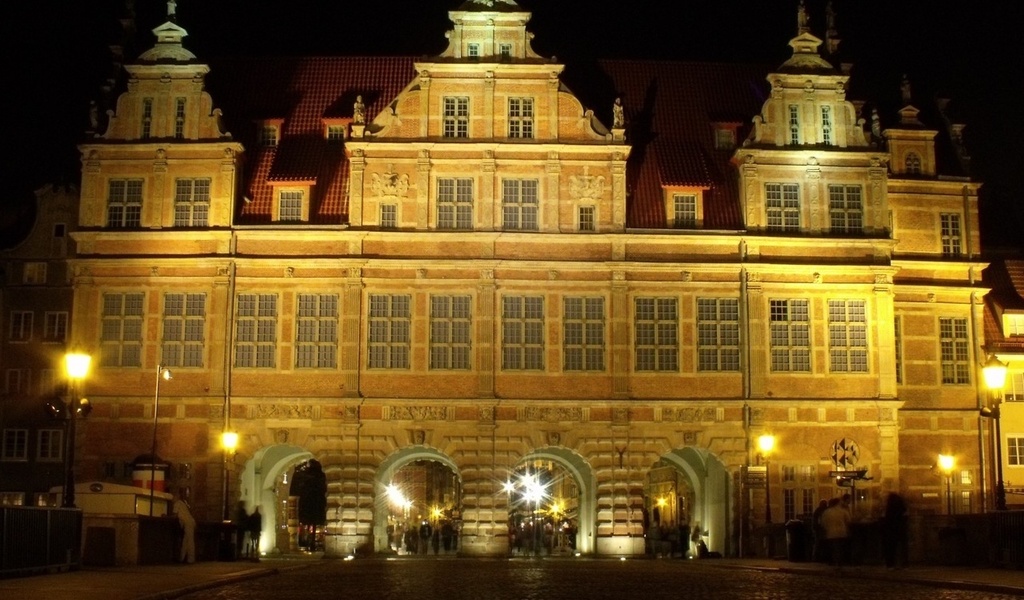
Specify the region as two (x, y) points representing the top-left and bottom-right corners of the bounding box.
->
(5, 0), (1010, 558)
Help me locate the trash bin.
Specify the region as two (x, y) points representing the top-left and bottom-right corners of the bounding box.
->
(785, 519), (806, 562)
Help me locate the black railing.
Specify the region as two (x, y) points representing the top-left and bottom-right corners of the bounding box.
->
(1, 506), (82, 578)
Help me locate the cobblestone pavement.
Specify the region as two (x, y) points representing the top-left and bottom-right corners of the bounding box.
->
(181, 558), (1022, 600)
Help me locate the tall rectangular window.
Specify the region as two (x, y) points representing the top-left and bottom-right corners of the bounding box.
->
(380, 204), (397, 228)
(260, 125), (278, 147)
(502, 296), (544, 370)
(23, 262), (47, 284)
(296, 294), (338, 369)
(821, 105), (833, 145)
(235, 294), (277, 368)
(173, 178), (211, 226)
(673, 194), (697, 228)
(578, 206), (595, 232)
(499, 43), (512, 59)
(107, 179), (143, 228)
(634, 297), (678, 372)
(174, 97), (186, 139)
(770, 299), (810, 372)
(939, 317), (970, 384)
(1009, 436), (1024, 466)
(430, 295), (471, 370)
(697, 298), (740, 371)
(508, 98), (534, 139)
(828, 300), (868, 372)
(100, 292), (144, 367)
(563, 297), (605, 371)
(37, 430), (63, 462)
(279, 191), (303, 221)
(368, 294), (411, 369)
(43, 312), (68, 343)
(443, 97), (469, 138)
(141, 97), (153, 139)
(162, 293), (206, 368)
(437, 178), (474, 229)
(467, 44), (480, 58)
(940, 213), (963, 257)
(4, 370), (29, 394)
(828, 185), (863, 233)
(501, 179), (539, 231)
(788, 104), (800, 145)
(1, 429), (28, 461)
(894, 316), (903, 385)
(765, 183), (800, 231)
(9, 311), (32, 342)
(1005, 372), (1024, 402)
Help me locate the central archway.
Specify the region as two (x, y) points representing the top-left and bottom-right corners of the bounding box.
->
(373, 446), (462, 554)
(515, 447), (596, 555)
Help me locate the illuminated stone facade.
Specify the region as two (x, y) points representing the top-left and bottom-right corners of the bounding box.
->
(55, 1), (997, 558)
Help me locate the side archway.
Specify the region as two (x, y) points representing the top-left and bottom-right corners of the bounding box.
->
(653, 447), (732, 556)
(238, 443), (314, 555)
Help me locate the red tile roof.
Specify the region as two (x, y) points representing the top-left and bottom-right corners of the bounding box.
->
(984, 259), (1024, 351)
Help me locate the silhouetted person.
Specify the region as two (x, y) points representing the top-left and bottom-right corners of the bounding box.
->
(882, 492), (908, 569)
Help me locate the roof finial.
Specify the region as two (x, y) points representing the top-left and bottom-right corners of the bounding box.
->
(797, 0), (810, 35)
(900, 74), (912, 106)
(167, 0), (177, 22)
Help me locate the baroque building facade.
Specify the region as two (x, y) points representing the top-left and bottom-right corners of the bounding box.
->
(28, 0), (1011, 558)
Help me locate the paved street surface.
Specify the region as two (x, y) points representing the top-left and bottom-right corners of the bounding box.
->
(4, 556), (1024, 600)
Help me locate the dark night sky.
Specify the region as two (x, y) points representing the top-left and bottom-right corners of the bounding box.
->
(7, 0), (1022, 251)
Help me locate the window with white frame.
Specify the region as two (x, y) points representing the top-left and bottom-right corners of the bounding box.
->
(142, 97), (153, 139)
(672, 194), (697, 228)
(430, 295), (471, 370)
(107, 179), (143, 228)
(939, 317), (970, 384)
(380, 204), (397, 228)
(326, 125), (346, 141)
(100, 292), (144, 367)
(508, 98), (534, 139)
(782, 465), (817, 520)
(235, 294), (278, 368)
(634, 297), (679, 372)
(9, 311), (32, 342)
(770, 299), (810, 372)
(499, 44), (512, 59)
(260, 124), (278, 147)
(828, 185), (863, 233)
(368, 294), (411, 369)
(828, 300), (868, 372)
(502, 296), (544, 370)
(174, 97), (186, 139)
(765, 183), (800, 231)
(162, 293), (206, 368)
(43, 312), (68, 343)
(296, 294), (338, 369)
(467, 43), (480, 58)
(23, 262), (47, 284)
(788, 104), (800, 145)
(1006, 314), (1024, 337)
(1009, 436), (1024, 466)
(940, 213), (963, 256)
(501, 179), (539, 230)
(578, 205), (595, 232)
(1002, 372), (1024, 402)
(437, 178), (473, 229)
(443, 97), (469, 138)
(279, 190), (303, 221)
(1, 429), (28, 461)
(906, 153), (922, 174)
(894, 316), (904, 385)
(563, 297), (605, 372)
(821, 105), (833, 145)
(173, 178), (211, 227)
(697, 298), (740, 371)
(4, 369), (29, 394)
(37, 430), (63, 462)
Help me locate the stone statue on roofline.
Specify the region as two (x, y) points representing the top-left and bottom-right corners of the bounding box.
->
(353, 95), (366, 124)
(900, 74), (912, 106)
(612, 97), (624, 128)
(797, 0), (810, 34)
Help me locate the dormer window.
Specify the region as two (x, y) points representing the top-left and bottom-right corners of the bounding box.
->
(713, 126), (737, 150)
(905, 152), (922, 175)
(788, 105), (800, 145)
(278, 190), (304, 222)
(326, 125), (346, 141)
(673, 194), (697, 228)
(467, 43), (480, 59)
(499, 44), (512, 60)
(260, 124), (279, 147)
(1004, 313), (1024, 337)
(142, 97), (153, 139)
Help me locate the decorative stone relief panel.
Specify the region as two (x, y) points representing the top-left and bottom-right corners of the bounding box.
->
(389, 406), (449, 421)
(250, 404), (318, 419)
(522, 406), (583, 422)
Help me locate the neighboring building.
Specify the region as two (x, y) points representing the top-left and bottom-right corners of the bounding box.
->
(55, 0), (994, 558)
(0, 183), (78, 505)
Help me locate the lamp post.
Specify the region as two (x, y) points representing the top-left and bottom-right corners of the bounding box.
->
(62, 352), (91, 508)
(521, 472), (546, 557)
(982, 355), (1009, 511)
(149, 365), (172, 515)
(938, 454), (955, 515)
(221, 430), (239, 521)
(757, 434), (776, 558)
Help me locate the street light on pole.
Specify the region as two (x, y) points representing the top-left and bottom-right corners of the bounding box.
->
(982, 355), (1008, 511)
(62, 352), (91, 508)
(757, 434), (776, 558)
(221, 430), (239, 521)
(149, 365), (172, 516)
(938, 454), (955, 515)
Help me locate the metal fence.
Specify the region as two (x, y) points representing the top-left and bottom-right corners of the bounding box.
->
(0, 506), (82, 578)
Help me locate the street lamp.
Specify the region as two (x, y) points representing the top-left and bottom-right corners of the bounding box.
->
(758, 434), (776, 558)
(520, 472), (546, 557)
(982, 355), (1009, 511)
(61, 352), (91, 508)
(938, 454), (955, 515)
(149, 365), (172, 515)
(221, 430), (239, 521)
